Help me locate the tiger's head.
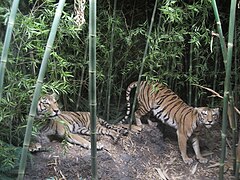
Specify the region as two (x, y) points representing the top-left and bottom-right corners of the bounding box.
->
(37, 93), (61, 118)
(195, 107), (220, 128)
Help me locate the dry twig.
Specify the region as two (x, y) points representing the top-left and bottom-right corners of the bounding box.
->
(193, 84), (240, 114)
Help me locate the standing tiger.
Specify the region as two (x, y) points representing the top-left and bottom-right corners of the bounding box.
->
(35, 93), (128, 150)
(120, 81), (219, 164)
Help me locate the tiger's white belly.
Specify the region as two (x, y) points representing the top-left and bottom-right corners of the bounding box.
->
(152, 106), (178, 129)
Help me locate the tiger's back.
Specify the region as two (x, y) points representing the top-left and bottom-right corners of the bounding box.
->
(57, 111), (128, 139)
(121, 81), (219, 164)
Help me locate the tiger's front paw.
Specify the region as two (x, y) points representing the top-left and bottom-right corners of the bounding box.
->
(96, 143), (104, 150)
(29, 142), (43, 152)
(147, 119), (158, 127)
(198, 157), (208, 164)
(183, 157), (194, 164)
(131, 125), (142, 133)
(112, 134), (122, 144)
(120, 129), (129, 136)
(86, 143), (103, 150)
(120, 124), (142, 133)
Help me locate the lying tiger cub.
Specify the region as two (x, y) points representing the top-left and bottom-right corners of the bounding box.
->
(120, 81), (220, 164)
(33, 93), (128, 150)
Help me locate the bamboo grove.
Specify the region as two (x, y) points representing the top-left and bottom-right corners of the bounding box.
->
(0, 0), (239, 179)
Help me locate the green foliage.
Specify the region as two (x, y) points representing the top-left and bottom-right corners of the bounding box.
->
(0, 1), (83, 145)
(0, 0), (234, 166)
(0, 140), (22, 177)
(143, 0), (214, 95)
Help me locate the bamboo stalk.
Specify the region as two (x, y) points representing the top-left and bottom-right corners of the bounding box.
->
(211, 0), (227, 67)
(233, 12), (239, 108)
(89, 0), (97, 179)
(188, 35), (193, 105)
(17, 0), (66, 179)
(76, 66), (85, 110)
(117, 76), (124, 113)
(218, 0), (237, 179)
(0, 0), (20, 99)
(194, 53), (199, 106)
(76, 40), (88, 111)
(229, 91), (237, 173)
(234, 13), (239, 177)
(236, 134), (240, 178)
(129, 0), (158, 128)
(188, 9), (194, 105)
(105, 0), (117, 122)
(165, 24), (171, 85)
(211, 50), (219, 107)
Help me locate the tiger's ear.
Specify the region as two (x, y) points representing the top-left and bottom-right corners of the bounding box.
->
(29, 94), (41, 101)
(214, 107), (220, 111)
(50, 92), (59, 101)
(194, 107), (206, 113)
(29, 94), (33, 101)
(213, 108), (220, 114)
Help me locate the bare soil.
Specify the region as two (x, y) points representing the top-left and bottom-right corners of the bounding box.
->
(24, 123), (235, 180)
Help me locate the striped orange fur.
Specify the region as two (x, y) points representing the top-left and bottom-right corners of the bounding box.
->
(121, 81), (219, 164)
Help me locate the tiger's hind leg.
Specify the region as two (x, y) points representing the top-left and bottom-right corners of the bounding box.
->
(76, 127), (102, 141)
(120, 124), (142, 133)
(57, 124), (103, 150)
(77, 125), (122, 144)
(134, 107), (152, 130)
(147, 119), (158, 127)
(134, 110), (144, 127)
(98, 118), (129, 135)
(97, 125), (123, 143)
(66, 133), (103, 150)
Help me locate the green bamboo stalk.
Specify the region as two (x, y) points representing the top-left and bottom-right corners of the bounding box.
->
(129, 0), (158, 128)
(188, 9), (194, 105)
(218, 0), (237, 179)
(117, 76), (124, 113)
(233, 17), (239, 108)
(233, 18), (239, 176)
(105, 0), (117, 122)
(194, 53), (199, 106)
(17, 0), (66, 179)
(169, 57), (175, 88)
(188, 36), (193, 105)
(211, 50), (219, 107)
(236, 164), (240, 179)
(164, 24), (171, 84)
(89, 0), (97, 179)
(75, 66), (85, 111)
(129, 0), (136, 29)
(236, 134), (240, 178)
(76, 40), (88, 111)
(229, 91), (237, 173)
(211, 0), (227, 67)
(0, 0), (20, 99)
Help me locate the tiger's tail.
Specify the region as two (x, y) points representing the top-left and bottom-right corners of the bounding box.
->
(120, 81), (139, 124)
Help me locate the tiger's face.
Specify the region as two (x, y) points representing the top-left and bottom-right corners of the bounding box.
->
(37, 94), (61, 118)
(196, 107), (219, 128)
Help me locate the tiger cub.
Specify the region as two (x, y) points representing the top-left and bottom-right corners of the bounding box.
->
(121, 81), (219, 164)
(35, 94), (128, 150)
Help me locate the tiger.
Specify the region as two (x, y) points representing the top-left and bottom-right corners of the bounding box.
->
(34, 93), (128, 150)
(120, 81), (219, 164)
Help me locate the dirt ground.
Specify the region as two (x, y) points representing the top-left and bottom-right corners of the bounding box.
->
(24, 123), (235, 180)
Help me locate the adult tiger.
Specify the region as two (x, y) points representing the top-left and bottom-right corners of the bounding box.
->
(120, 81), (219, 164)
(35, 94), (128, 150)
